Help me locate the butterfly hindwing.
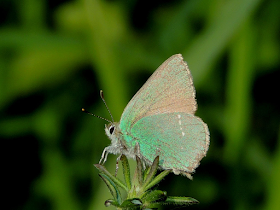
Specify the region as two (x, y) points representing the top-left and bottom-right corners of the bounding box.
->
(125, 112), (209, 173)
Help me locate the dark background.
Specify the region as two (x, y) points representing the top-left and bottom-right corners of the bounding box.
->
(1, 0), (279, 209)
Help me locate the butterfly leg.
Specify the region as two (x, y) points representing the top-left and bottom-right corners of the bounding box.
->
(100, 145), (121, 164)
(134, 142), (141, 157)
(99, 147), (109, 164)
(114, 154), (122, 177)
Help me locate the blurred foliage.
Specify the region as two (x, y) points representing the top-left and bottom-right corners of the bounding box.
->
(0, 0), (279, 210)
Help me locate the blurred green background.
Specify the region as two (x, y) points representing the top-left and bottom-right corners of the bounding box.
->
(1, 0), (279, 209)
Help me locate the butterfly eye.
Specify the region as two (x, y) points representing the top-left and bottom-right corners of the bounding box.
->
(109, 125), (115, 135)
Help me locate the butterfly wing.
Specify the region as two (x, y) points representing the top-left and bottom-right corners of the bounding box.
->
(119, 54), (209, 173)
(120, 54), (197, 130)
(129, 112), (209, 173)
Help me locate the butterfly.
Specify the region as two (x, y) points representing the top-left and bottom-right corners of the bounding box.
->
(96, 54), (209, 178)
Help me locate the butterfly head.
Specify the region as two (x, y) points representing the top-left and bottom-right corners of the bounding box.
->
(105, 122), (121, 146)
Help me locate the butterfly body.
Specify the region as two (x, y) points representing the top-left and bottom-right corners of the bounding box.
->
(102, 54), (210, 178)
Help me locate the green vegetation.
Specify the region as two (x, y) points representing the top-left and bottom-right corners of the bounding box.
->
(0, 0), (279, 210)
(95, 155), (198, 209)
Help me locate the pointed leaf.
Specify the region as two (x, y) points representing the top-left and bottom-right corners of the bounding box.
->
(120, 198), (143, 208)
(130, 166), (139, 196)
(164, 196), (199, 205)
(142, 190), (167, 203)
(143, 166), (151, 181)
(142, 156), (159, 189)
(99, 174), (122, 204)
(143, 170), (171, 191)
(136, 156), (143, 186)
(94, 164), (128, 191)
(121, 155), (131, 189)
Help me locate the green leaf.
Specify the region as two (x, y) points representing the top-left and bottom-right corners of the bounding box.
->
(121, 155), (131, 189)
(99, 174), (122, 205)
(143, 166), (151, 181)
(94, 164), (128, 191)
(136, 156), (143, 186)
(164, 196), (199, 205)
(120, 198), (143, 209)
(142, 190), (167, 203)
(142, 156), (159, 189)
(143, 170), (171, 192)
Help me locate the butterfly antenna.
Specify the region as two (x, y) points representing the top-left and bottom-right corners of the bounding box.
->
(81, 108), (112, 123)
(100, 90), (114, 122)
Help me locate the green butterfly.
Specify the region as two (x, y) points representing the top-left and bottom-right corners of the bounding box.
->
(100, 54), (209, 178)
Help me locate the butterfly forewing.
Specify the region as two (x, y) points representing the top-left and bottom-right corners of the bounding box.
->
(120, 54), (197, 130)
(117, 54), (209, 175)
